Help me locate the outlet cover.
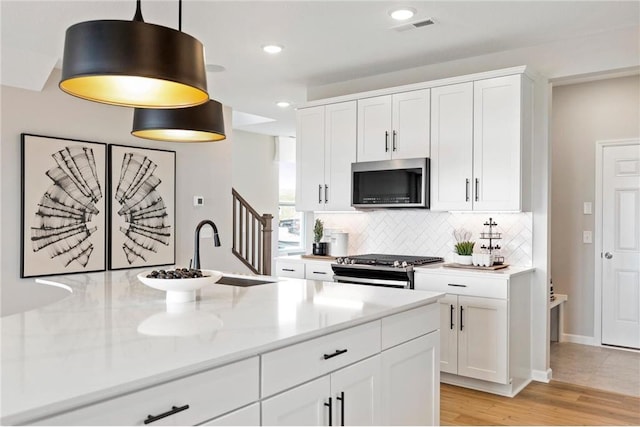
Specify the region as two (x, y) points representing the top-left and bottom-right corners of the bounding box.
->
(583, 231), (593, 244)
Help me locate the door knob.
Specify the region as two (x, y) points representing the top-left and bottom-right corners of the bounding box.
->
(604, 252), (613, 259)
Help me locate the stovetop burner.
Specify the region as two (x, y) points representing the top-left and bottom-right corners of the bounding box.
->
(336, 253), (444, 267)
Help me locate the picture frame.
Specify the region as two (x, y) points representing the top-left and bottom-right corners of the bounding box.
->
(20, 133), (107, 278)
(108, 144), (176, 270)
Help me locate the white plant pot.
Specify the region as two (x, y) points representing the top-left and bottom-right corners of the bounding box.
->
(456, 254), (473, 265)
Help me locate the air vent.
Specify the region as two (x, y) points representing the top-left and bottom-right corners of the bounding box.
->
(392, 18), (435, 32)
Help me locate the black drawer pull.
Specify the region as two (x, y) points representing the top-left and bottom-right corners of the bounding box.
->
(313, 271), (327, 274)
(144, 404), (189, 424)
(282, 268), (295, 272)
(324, 397), (333, 426)
(448, 283), (467, 287)
(323, 349), (348, 360)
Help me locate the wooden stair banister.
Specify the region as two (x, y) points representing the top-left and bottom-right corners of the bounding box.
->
(232, 188), (273, 275)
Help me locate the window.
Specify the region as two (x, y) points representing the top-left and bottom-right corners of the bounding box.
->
(278, 139), (304, 254)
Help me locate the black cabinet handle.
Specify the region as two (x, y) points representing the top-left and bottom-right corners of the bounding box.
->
(392, 130), (397, 151)
(384, 131), (389, 152)
(313, 271), (327, 275)
(144, 405), (189, 424)
(450, 304), (455, 330)
(282, 268), (295, 272)
(324, 397), (333, 426)
(448, 283), (467, 288)
(475, 178), (479, 202)
(460, 306), (464, 331)
(465, 179), (470, 202)
(336, 392), (345, 426)
(323, 349), (348, 360)
(319, 184), (322, 203)
(325, 185), (329, 203)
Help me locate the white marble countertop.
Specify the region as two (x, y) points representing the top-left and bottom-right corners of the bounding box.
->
(1, 269), (442, 424)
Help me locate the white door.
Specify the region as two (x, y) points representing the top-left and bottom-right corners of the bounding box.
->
(325, 101), (356, 211)
(261, 376), (331, 426)
(439, 294), (459, 374)
(381, 332), (440, 426)
(357, 95), (392, 162)
(457, 296), (508, 384)
(296, 106), (326, 211)
(391, 90), (430, 160)
(473, 75), (522, 211)
(602, 143), (640, 349)
(330, 356), (381, 426)
(430, 82), (473, 211)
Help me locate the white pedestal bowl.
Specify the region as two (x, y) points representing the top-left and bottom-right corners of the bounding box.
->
(137, 269), (223, 303)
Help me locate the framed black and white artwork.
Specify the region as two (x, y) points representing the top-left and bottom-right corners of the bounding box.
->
(21, 134), (107, 278)
(108, 144), (176, 270)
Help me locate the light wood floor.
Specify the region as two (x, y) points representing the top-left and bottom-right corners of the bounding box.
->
(441, 381), (640, 425)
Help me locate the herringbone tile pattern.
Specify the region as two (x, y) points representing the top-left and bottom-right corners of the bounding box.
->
(318, 211), (532, 266)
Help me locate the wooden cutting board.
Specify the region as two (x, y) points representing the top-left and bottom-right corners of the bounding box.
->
(443, 263), (509, 271)
(301, 254), (337, 261)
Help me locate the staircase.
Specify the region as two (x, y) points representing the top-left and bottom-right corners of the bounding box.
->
(232, 188), (274, 275)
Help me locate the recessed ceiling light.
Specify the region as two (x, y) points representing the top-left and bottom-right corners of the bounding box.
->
(276, 101), (291, 108)
(390, 7), (416, 21)
(262, 44), (283, 54)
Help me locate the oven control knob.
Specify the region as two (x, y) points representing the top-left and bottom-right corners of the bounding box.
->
(393, 260), (400, 268)
(350, 258), (356, 265)
(402, 261), (408, 268)
(336, 257), (343, 264)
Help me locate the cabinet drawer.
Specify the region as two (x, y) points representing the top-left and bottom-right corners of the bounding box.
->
(202, 403), (260, 426)
(261, 321), (381, 397)
(275, 261), (305, 278)
(34, 357), (259, 426)
(305, 261), (334, 281)
(381, 303), (439, 350)
(415, 272), (508, 299)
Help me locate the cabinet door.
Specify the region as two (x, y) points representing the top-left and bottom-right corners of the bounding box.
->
(457, 295), (508, 384)
(262, 376), (331, 426)
(357, 95), (392, 162)
(381, 332), (440, 426)
(439, 294), (458, 374)
(331, 356), (381, 426)
(391, 90), (430, 160)
(202, 403), (260, 426)
(325, 101), (356, 210)
(473, 75), (522, 211)
(296, 106), (326, 211)
(430, 82), (473, 211)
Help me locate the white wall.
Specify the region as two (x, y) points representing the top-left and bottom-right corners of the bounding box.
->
(551, 75), (640, 340)
(0, 69), (248, 316)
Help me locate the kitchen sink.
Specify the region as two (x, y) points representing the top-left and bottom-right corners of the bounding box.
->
(216, 275), (277, 287)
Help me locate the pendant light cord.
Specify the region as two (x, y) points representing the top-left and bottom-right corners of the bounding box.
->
(178, 0), (182, 32)
(133, 0), (144, 22)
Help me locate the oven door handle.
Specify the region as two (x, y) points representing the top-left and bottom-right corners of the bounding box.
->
(333, 275), (410, 288)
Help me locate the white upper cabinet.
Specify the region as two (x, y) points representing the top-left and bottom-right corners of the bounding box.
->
(430, 82), (474, 211)
(296, 101), (356, 211)
(357, 89), (430, 162)
(430, 74), (531, 212)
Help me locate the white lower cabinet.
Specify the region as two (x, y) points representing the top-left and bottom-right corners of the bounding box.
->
(381, 332), (440, 426)
(202, 403), (260, 426)
(262, 356), (380, 426)
(440, 294), (508, 383)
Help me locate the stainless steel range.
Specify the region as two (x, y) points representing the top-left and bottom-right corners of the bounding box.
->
(331, 254), (444, 289)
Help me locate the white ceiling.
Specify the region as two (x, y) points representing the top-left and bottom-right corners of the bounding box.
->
(2, 1), (639, 137)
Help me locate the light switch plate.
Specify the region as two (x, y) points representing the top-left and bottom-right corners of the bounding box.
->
(583, 202), (592, 215)
(583, 231), (593, 244)
(193, 196), (204, 207)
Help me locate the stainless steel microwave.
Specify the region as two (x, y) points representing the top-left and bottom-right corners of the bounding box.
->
(351, 158), (430, 208)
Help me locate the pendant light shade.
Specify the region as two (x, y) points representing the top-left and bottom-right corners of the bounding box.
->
(60, 6), (208, 108)
(132, 99), (226, 142)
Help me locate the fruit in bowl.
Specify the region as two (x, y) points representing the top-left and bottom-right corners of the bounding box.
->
(137, 268), (223, 303)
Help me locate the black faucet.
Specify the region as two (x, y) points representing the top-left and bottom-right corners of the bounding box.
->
(193, 219), (221, 270)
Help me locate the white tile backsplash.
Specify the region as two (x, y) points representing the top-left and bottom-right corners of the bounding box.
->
(316, 210), (532, 266)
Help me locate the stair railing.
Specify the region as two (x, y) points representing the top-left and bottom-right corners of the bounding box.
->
(231, 188), (273, 275)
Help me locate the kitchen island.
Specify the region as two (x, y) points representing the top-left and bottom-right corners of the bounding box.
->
(1, 270), (443, 426)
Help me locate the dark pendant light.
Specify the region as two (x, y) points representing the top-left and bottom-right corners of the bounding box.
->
(59, 0), (208, 108)
(132, 99), (226, 142)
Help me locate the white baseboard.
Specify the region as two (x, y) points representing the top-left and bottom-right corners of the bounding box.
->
(561, 333), (598, 346)
(531, 369), (552, 383)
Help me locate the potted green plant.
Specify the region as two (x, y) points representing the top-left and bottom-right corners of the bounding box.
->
(312, 219), (328, 256)
(453, 229), (475, 265)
